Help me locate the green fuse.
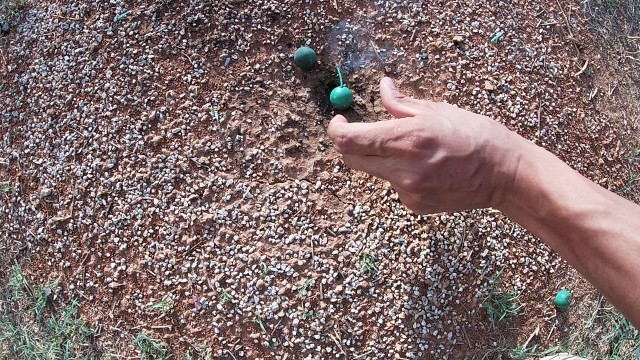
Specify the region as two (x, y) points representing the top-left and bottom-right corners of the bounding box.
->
(554, 289), (572, 310)
(330, 67), (353, 110)
(491, 31), (505, 43)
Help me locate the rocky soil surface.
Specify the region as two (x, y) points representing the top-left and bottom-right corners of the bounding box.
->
(1, 0), (638, 358)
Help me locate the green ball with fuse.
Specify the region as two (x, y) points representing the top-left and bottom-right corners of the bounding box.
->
(330, 67), (353, 110)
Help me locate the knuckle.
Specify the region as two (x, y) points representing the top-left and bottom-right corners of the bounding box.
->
(333, 131), (353, 154)
(400, 176), (424, 194)
(409, 130), (435, 150)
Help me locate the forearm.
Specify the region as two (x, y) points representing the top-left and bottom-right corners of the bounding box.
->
(500, 138), (640, 327)
(328, 77), (640, 326)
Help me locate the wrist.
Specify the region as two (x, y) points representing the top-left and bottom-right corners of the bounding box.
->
(497, 139), (560, 217)
(485, 122), (527, 210)
(497, 138), (611, 241)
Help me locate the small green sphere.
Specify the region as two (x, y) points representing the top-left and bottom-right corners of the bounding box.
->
(554, 289), (572, 310)
(330, 86), (353, 110)
(294, 46), (317, 70)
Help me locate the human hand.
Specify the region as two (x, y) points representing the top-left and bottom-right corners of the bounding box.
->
(327, 77), (524, 214)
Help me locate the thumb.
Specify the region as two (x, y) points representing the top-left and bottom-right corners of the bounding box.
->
(327, 114), (399, 156)
(380, 77), (437, 118)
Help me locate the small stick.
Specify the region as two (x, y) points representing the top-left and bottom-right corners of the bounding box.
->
(354, 351), (373, 359)
(624, 55), (640, 63)
(537, 101), (543, 136)
(182, 51), (196, 69)
(546, 322), (557, 342)
(522, 325), (540, 348)
(329, 330), (349, 359)
(179, 238), (206, 260)
(310, 236), (316, 269)
(73, 253), (91, 277)
(555, 0), (580, 55)
(224, 350), (238, 360)
(573, 59), (589, 77)
(556, 0), (573, 37)
(150, 325), (172, 330)
(368, 38), (384, 65)
(461, 326), (473, 348)
(269, 318), (283, 336)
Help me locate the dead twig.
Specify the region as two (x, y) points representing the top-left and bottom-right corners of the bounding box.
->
(556, 0), (581, 55)
(608, 83), (618, 97)
(573, 59), (589, 77)
(354, 351), (373, 359)
(522, 325), (540, 349)
(624, 55), (640, 63)
(461, 326), (473, 348)
(556, 0), (573, 36)
(268, 318), (283, 336)
(150, 325), (172, 330)
(329, 329), (349, 359)
(368, 38), (384, 66)
(537, 101), (543, 136)
(179, 238), (206, 261)
(224, 350), (238, 360)
(310, 236), (316, 269)
(181, 51), (196, 69)
(546, 322), (557, 342)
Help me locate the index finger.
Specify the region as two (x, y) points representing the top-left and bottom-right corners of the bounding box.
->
(327, 115), (402, 156)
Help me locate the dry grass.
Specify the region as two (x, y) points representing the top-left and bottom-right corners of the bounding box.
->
(567, 292), (639, 358)
(618, 139), (640, 202)
(0, 267), (98, 360)
(482, 270), (523, 329)
(133, 333), (170, 360)
(582, 0), (640, 58)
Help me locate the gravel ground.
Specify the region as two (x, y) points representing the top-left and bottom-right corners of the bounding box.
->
(1, 0), (638, 359)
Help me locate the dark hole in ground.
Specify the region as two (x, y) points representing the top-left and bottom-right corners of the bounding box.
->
(300, 65), (367, 123)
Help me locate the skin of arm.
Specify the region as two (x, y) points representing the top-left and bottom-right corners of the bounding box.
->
(501, 140), (640, 328)
(327, 77), (640, 328)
